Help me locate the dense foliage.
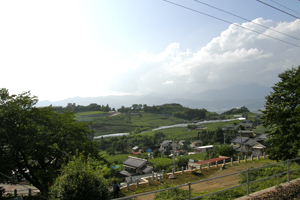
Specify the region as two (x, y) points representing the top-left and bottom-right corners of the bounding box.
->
(197, 127), (226, 145)
(0, 88), (103, 196)
(221, 106), (249, 115)
(261, 66), (300, 161)
(50, 155), (109, 200)
(96, 132), (166, 153)
(206, 144), (237, 159)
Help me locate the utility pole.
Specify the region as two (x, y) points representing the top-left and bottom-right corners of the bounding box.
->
(240, 127), (243, 159)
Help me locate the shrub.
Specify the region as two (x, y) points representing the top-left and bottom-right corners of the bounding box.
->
(49, 155), (109, 200)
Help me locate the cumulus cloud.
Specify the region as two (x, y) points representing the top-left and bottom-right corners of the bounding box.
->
(109, 18), (300, 95)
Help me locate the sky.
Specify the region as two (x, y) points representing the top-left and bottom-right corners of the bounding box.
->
(1, 0), (300, 101)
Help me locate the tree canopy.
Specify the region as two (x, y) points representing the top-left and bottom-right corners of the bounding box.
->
(50, 155), (109, 200)
(0, 88), (103, 196)
(261, 66), (300, 161)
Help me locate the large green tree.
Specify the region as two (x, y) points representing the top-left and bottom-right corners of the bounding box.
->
(261, 66), (300, 161)
(0, 88), (102, 196)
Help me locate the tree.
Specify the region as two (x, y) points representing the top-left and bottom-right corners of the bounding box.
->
(177, 157), (189, 168)
(49, 155), (109, 200)
(0, 88), (103, 196)
(207, 144), (237, 158)
(261, 66), (300, 161)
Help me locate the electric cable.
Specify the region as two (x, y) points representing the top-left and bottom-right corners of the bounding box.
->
(163, 0), (300, 48)
(270, 0), (300, 16)
(256, 0), (300, 19)
(194, 0), (300, 41)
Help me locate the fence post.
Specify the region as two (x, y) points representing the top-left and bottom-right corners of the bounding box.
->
(136, 179), (139, 187)
(251, 154), (253, 161)
(148, 177), (151, 185)
(247, 168), (249, 196)
(238, 157), (240, 164)
(263, 152), (266, 159)
(130, 176), (132, 183)
(208, 162), (210, 169)
(223, 159), (225, 165)
(156, 173), (158, 181)
(14, 189), (17, 197)
(182, 166), (184, 174)
(28, 188), (31, 196)
(231, 157), (233, 165)
(152, 171), (154, 179)
(216, 161), (218, 168)
(159, 175), (162, 183)
(162, 170), (165, 178)
(199, 164), (202, 171)
(188, 182), (191, 200)
(288, 159), (290, 183)
(245, 155), (247, 163)
(258, 153), (260, 160)
(127, 181), (130, 190)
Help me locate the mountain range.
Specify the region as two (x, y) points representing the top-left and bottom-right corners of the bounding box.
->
(36, 83), (272, 113)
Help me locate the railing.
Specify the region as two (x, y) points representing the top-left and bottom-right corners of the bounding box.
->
(116, 157), (300, 200)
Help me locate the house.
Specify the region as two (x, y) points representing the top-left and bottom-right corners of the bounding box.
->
(238, 121), (254, 130)
(178, 140), (191, 146)
(231, 136), (267, 155)
(238, 130), (256, 137)
(255, 133), (268, 142)
(174, 149), (188, 156)
(190, 140), (203, 148)
(132, 146), (142, 155)
(222, 125), (237, 133)
(119, 156), (153, 177)
(194, 145), (213, 153)
(231, 136), (249, 148)
(159, 140), (180, 156)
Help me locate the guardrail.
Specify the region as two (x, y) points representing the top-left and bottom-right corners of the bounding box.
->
(116, 157), (300, 200)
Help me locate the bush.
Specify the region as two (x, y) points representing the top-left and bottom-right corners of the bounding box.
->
(49, 155), (109, 200)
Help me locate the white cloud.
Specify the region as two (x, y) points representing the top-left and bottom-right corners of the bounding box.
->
(110, 18), (300, 95)
(163, 80), (174, 85)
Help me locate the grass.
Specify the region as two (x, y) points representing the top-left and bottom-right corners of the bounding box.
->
(119, 158), (279, 198)
(75, 111), (106, 117)
(120, 168), (219, 197)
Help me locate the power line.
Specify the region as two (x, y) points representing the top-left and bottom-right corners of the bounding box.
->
(269, 0), (300, 16)
(256, 0), (300, 19)
(163, 0), (300, 48)
(194, 0), (300, 41)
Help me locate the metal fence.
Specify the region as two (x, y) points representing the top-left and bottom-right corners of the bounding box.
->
(115, 157), (300, 200)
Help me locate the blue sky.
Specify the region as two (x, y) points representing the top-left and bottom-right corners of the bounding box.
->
(1, 0), (300, 101)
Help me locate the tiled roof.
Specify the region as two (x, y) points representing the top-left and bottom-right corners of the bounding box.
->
(245, 138), (258, 146)
(141, 166), (153, 174)
(256, 133), (268, 140)
(123, 156), (147, 168)
(119, 170), (136, 177)
(231, 136), (249, 143)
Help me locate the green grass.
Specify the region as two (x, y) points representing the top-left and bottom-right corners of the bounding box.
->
(75, 111), (106, 117)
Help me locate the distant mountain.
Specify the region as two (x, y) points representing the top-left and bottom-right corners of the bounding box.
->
(191, 83), (271, 101)
(36, 83), (271, 113)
